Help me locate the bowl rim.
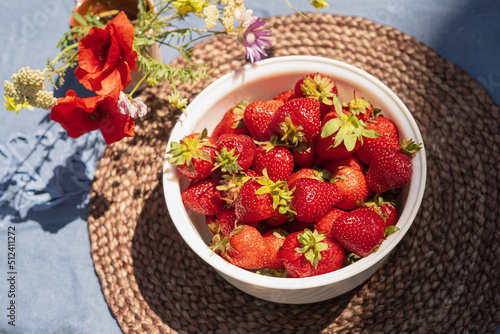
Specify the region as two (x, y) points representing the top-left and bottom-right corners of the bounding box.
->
(163, 55), (427, 291)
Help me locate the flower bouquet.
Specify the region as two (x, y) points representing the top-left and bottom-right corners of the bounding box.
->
(4, 0), (329, 144)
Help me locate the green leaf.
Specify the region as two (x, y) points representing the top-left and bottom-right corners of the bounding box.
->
(362, 128), (381, 139)
(186, 157), (195, 172)
(345, 253), (361, 265)
(272, 193), (280, 209)
(272, 230), (288, 239)
(332, 127), (348, 148)
(316, 243), (329, 252)
(343, 134), (358, 151)
(193, 150), (212, 163)
(304, 249), (320, 268)
(200, 128), (208, 140)
(255, 186), (271, 195)
(71, 11), (88, 26)
(385, 226), (400, 236)
(332, 95), (342, 115)
(83, 13), (106, 28)
(321, 118), (343, 138)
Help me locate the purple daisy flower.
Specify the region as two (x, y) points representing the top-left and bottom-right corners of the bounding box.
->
(240, 18), (272, 63)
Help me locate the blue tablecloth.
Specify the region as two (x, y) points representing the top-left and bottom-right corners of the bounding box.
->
(1, 1), (499, 333)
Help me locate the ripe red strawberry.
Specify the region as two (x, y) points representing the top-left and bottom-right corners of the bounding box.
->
(291, 178), (342, 223)
(315, 110), (380, 160)
(280, 219), (311, 234)
(360, 195), (398, 227)
(315, 207), (347, 234)
(217, 208), (239, 237)
(287, 167), (328, 190)
(234, 170), (294, 222)
(181, 177), (224, 215)
(272, 98), (321, 145)
(244, 99), (283, 141)
(332, 166), (372, 210)
(331, 208), (386, 257)
(217, 169), (257, 206)
(356, 116), (400, 165)
(324, 152), (366, 175)
(220, 225), (270, 270)
(273, 90), (296, 103)
(366, 139), (421, 194)
(212, 103), (248, 140)
(291, 142), (316, 168)
(252, 145), (294, 182)
(266, 211), (290, 226)
(234, 179), (275, 222)
(214, 133), (256, 174)
(262, 228), (288, 269)
(294, 73), (338, 118)
(281, 229), (344, 278)
(206, 208), (257, 244)
(342, 96), (374, 122)
(168, 129), (216, 180)
(205, 214), (219, 235)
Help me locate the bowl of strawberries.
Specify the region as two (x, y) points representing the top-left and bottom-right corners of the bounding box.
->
(163, 55), (426, 304)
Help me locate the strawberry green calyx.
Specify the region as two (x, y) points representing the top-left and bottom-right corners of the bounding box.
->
(255, 169), (296, 216)
(321, 109), (380, 152)
(213, 146), (242, 174)
(253, 139), (277, 151)
(348, 98), (371, 111)
(256, 135), (296, 150)
(295, 229), (329, 268)
(358, 194), (396, 224)
(301, 73), (336, 105)
(345, 252), (361, 265)
(209, 223), (250, 259)
(359, 194), (394, 210)
(332, 173), (349, 183)
(310, 168), (332, 182)
(209, 232), (231, 255)
(216, 171), (253, 203)
(400, 138), (422, 158)
(373, 193), (394, 208)
(343, 94), (372, 118)
(372, 108), (382, 118)
(278, 114), (306, 146)
(385, 225), (400, 236)
(230, 102), (247, 129)
(167, 128), (216, 171)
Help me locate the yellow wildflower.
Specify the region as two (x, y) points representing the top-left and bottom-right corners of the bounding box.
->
(4, 96), (34, 114)
(173, 0), (206, 16)
(310, 0), (329, 10)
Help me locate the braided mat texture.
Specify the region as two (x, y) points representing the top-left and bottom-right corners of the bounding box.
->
(88, 14), (500, 333)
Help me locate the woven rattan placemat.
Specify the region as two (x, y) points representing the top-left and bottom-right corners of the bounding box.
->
(87, 14), (500, 333)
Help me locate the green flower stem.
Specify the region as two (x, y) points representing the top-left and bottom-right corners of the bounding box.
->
(284, 0), (307, 18)
(128, 70), (151, 96)
(41, 43), (79, 75)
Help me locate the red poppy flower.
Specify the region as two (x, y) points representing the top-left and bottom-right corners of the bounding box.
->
(50, 90), (135, 144)
(74, 11), (138, 96)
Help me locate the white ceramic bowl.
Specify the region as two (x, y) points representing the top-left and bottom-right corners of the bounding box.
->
(163, 56), (427, 304)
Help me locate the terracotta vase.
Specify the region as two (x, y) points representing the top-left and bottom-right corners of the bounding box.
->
(69, 0), (162, 93)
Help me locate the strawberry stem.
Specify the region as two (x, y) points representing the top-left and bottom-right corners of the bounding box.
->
(400, 138), (422, 158)
(294, 229), (329, 268)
